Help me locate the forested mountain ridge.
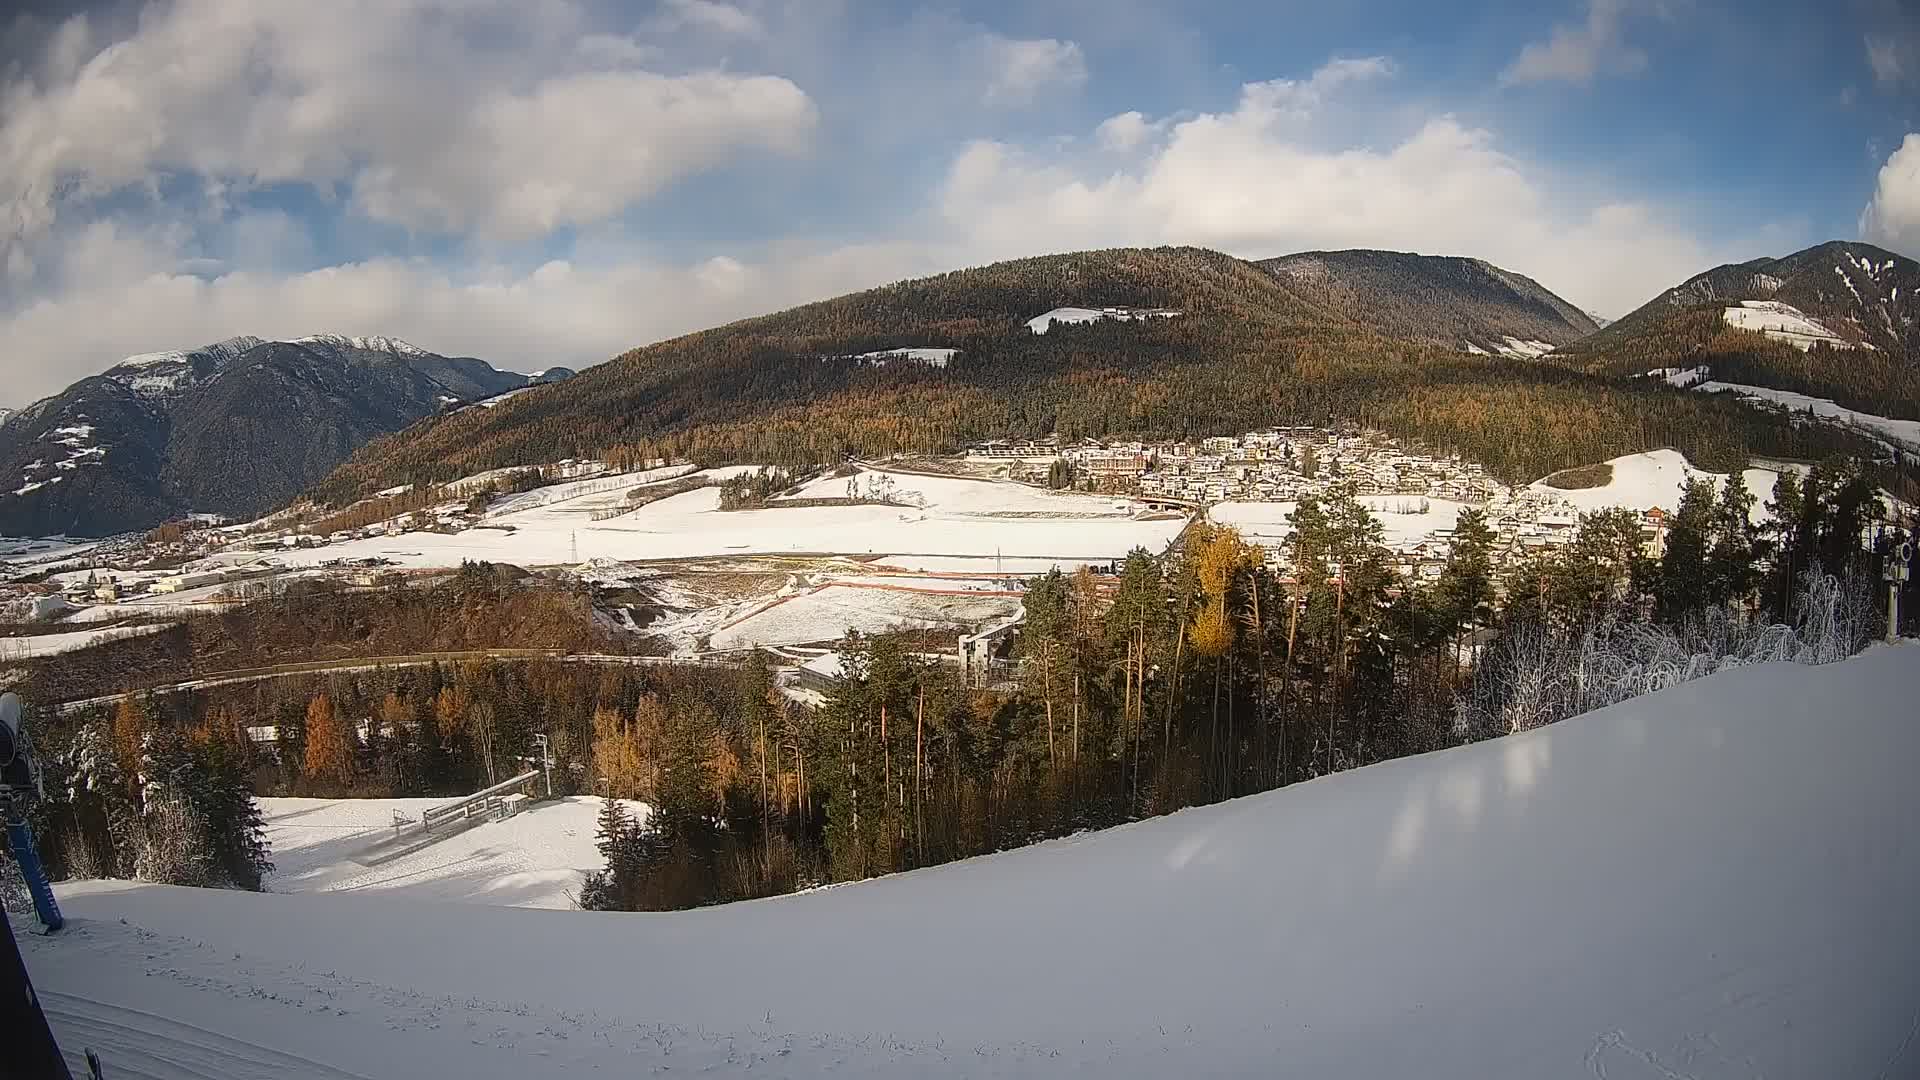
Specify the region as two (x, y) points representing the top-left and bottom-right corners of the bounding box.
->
(1257, 249), (1599, 356)
(0, 336), (567, 537)
(314, 245), (1895, 507)
(1552, 240), (1920, 420)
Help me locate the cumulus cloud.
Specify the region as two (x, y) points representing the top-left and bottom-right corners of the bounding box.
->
(1096, 112), (1162, 152)
(936, 58), (1735, 317)
(1860, 133), (1920, 258)
(0, 0), (815, 258)
(349, 70), (814, 237)
(982, 36), (1088, 105)
(1502, 0), (1649, 86)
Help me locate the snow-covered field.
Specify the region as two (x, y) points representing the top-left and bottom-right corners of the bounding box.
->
(1696, 381), (1920, 451)
(259, 468), (1187, 571)
(849, 347), (957, 367)
(0, 622), (171, 659)
(1721, 300), (1858, 351)
(1026, 306), (1180, 334)
(1211, 496), (1471, 550)
(26, 644), (1920, 1078)
(708, 584), (1021, 651)
(1531, 449), (1781, 520)
(1494, 336), (1556, 359)
(261, 796), (641, 909)
(873, 553), (1120, 573)
(0, 536), (101, 566)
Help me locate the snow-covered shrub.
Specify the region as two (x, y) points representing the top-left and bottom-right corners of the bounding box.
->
(0, 853), (32, 919)
(1456, 567), (1872, 742)
(133, 795), (218, 888)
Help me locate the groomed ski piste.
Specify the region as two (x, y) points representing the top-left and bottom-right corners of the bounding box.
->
(19, 643), (1920, 1078)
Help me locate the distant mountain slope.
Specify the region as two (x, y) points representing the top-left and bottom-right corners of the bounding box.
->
(0, 336), (571, 536)
(1258, 249), (1599, 358)
(314, 246), (1886, 509)
(1554, 240), (1920, 420)
(0, 407), (15, 427)
(1577, 240), (1918, 358)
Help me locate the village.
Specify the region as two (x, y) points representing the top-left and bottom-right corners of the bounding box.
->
(967, 427), (1680, 579)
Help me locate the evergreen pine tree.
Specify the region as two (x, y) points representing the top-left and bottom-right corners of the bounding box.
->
(1439, 507), (1497, 662)
(1709, 469), (1759, 609)
(1653, 478), (1717, 621)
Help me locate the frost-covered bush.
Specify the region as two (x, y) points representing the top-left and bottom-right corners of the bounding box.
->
(0, 853), (32, 919)
(1455, 566), (1873, 742)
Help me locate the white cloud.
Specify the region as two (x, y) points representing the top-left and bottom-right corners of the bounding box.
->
(349, 70), (815, 238)
(1866, 33), (1916, 89)
(0, 224), (951, 403)
(0, 0), (815, 259)
(982, 36), (1088, 105)
(936, 58), (1741, 317)
(1866, 37), (1903, 85)
(1502, 0), (1648, 87)
(1096, 112), (1161, 152)
(643, 0), (765, 38)
(1860, 133), (1920, 258)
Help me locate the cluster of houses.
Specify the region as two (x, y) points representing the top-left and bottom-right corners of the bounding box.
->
(54, 563), (288, 604)
(971, 430), (1503, 505)
(965, 428), (1674, 580)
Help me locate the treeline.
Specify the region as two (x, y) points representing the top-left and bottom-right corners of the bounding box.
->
(27, 701), (270, 891)
(11, 565), (614, 705)
(311, 246), (1898, 509)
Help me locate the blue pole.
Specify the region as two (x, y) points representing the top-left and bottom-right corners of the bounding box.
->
(6, 820), (63, 932)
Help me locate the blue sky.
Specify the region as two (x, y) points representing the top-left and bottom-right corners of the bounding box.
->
(2, 0), (1916, 401)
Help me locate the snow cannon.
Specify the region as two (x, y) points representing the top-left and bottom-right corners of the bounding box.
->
(1, 693), (63, 932)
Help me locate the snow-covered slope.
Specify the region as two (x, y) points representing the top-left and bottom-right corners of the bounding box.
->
(1026, 306), (1180, 333)
(1494, 335), (1557, 359)
(1695, 381), (1920, 452)
(1531, 448), (1781, 517)
(261, 796), (644, 909)
(1721, 300), (1861, 351)
(27, 644), (1920, 1078)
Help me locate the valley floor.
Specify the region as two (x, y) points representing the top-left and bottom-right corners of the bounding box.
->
(21, 644), (1920, 1078)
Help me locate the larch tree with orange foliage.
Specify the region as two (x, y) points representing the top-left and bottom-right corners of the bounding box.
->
(303, 694), (353, 787)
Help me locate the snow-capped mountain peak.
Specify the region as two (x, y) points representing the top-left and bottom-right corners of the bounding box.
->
(114, 334), (266, 371)
(292, 333), (434, 358)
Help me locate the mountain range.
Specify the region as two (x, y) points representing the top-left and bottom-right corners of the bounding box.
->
(313, 244), (1891, 511)
(10, 240), (1908, 539)
(0, 335), (572, 537)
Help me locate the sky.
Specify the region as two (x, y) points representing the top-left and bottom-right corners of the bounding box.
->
(2, 0), (1917, 404)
